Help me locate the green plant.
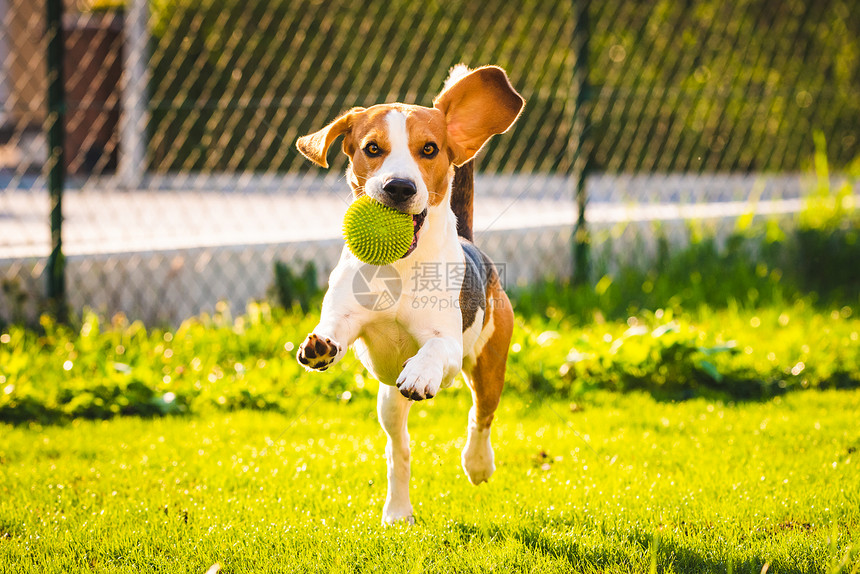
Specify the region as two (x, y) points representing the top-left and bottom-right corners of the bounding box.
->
(4, 290), (858, 426)
(0, 302), (361, 425)
(269, 260), (321, 313)
(514, 166), (857, 326)
(789, 133), (860, 301)
(0, 278), (29, 329)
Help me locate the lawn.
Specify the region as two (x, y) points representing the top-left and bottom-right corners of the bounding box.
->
(2, 388), (858, 573)
(3, 199), (860, 572)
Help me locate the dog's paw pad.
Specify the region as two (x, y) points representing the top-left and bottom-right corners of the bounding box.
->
(297, 334), (341, 371)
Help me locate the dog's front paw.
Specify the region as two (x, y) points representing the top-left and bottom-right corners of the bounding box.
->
(297, 333), (341, 371)
(396, 356), (443, 401)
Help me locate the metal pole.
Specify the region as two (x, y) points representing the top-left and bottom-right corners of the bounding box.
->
(118, 0), (149, 189)
(46, 0), (66, 320)
(572, 0), (591, 285)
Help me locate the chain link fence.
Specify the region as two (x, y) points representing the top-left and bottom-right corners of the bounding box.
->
(1, 0), (857, 325)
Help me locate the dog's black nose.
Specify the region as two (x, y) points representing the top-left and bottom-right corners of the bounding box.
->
(382, 178), (417, 202)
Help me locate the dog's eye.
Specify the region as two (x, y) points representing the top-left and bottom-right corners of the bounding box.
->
(421, 143), (439, 158)
(364, 142), (382, 157)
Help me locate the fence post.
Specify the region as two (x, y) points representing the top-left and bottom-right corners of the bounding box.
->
(45, 0), (66, 320)
(118, 0), (149, 189)
(572, 0), (591, 285)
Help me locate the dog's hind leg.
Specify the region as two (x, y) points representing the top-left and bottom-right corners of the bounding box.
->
(378, 383), (415, 524)
(461, 288), (514, 485)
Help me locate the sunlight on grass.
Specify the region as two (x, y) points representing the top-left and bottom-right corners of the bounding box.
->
(2, 390), (858, 573)
(1, 172), (858, 571)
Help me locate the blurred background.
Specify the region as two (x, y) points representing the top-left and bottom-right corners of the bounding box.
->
(1, 0), (857, 325)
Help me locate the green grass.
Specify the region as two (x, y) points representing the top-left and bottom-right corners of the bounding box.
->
(2, 389), (859, 573)
(2, 182), (858, 571)
(3, 298), (859, 423)
(1, 298), (858, 572)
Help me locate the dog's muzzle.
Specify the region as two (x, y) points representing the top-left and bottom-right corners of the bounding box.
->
(383, 178), (417, 203)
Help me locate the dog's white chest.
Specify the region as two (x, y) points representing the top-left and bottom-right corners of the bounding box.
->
(354, 320), (419, 386)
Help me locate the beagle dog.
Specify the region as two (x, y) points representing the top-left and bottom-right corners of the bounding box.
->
(295, 65), (523, 524)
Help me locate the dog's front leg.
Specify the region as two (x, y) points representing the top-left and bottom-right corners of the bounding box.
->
(396, 320), (463, 401)
(296, 285), (361, 372)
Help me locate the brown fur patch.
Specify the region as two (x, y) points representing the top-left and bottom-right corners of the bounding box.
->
(404, 108), (449, 206)
(468, 281), (513, 430)
(451, 160), (474, 240)
(433, 66), (524, 165)
(344, 106), (396, 196)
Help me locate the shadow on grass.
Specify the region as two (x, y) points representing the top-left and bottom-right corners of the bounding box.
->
(452, 520), (822, 574)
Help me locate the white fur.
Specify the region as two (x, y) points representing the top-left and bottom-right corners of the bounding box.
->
(305, 151), (469, 525)
(301, 97), (503, 525)
(320, 200), (465, 394)
(363, 111), (428, 214)
(461, 406), (495, 484)
(443, 64), (471, 93)
(378, 384), (414, 523)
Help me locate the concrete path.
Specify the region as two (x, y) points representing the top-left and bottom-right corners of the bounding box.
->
(2, 172), (854, 324)
(1, 172), (844, 260)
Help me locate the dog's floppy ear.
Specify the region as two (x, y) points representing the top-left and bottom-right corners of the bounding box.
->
(296, 107), (365, 168)
(433, 66), (524, 166)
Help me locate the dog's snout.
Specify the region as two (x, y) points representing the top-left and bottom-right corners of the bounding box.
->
(382, 178), (417, 202)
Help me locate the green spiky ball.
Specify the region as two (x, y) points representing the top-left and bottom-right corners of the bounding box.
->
(342, 196), (414, 265)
